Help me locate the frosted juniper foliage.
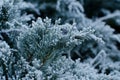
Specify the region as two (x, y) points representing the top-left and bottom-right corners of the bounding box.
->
(0, 0), (120, 80)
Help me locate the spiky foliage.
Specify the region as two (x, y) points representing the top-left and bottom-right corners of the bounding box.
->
(0, 0), (120, 79)
(0, 0), (34, 48)
(17, 17), (94, 64)
(46, 56), (120, 80)
(0, 0), (33, 30)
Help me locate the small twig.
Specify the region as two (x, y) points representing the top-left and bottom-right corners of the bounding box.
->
(92, 11), (120, 26)
(0, 29), (23, 33)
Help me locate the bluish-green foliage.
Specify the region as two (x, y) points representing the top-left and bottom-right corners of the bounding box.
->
(18, 17), (94, 64)
(0, 0), (120, 80)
